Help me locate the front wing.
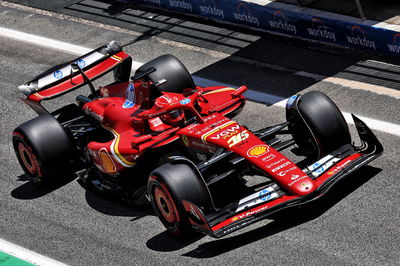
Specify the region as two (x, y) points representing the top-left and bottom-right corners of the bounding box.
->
(182, 114), (383, 238)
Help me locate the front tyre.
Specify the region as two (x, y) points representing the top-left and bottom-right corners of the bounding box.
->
(286, 91), (351, 159)
(148, 163), (211, 235)
(12, 114), (75, 185)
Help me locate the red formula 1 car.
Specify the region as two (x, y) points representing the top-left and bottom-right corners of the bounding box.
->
(13, 41), (383, 238)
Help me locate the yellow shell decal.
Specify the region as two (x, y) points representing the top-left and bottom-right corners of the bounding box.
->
(231, 216), (239, 222)
(247, 145), (269, 158)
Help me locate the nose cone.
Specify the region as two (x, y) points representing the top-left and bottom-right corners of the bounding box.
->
(290, 178), (316, 196)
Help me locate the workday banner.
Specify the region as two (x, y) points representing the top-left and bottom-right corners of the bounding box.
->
(119, 0), (400, 57)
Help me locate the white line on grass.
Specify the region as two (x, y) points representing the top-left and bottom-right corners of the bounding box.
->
(0, 238), (67, 266)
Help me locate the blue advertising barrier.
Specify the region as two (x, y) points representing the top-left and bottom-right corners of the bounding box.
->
(119, 0), (400, 57)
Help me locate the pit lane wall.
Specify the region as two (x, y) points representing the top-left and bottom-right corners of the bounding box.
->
(118, 0), (400, 57)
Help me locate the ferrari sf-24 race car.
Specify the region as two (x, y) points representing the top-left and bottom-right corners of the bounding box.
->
(13, 41), (383, 238)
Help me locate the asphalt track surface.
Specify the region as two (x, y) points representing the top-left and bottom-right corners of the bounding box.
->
(0, 2), (399, 265)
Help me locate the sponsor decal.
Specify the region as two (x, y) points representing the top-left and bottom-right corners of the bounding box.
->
(288, 175), (308, 187)
(53, 70), (63, 79)
(262, 154), (276, 162)
(233, 3), (260, 26)
(227, 130), (249, 147)
(346, 25), (376, 50)
(204, 114), (217, 122)
(143, 0), (161, 6)
(232, 205), (269, 222)
(277, 166), (297, 176)
(266, 158), (285, 168)
(247, 145), (269, 158)
(190, 140), (217, 153)
(195, 119), (230, 135)
(199, 0), (224, 18)
(236, 186), (279, 212)
(76, 59), (86, 68)
(290, 174), (300, 180)
(327, 159), (352, 175)
(271, 161), (291, 172)
(259, 189), (274, 201)
(180, 98), (191, 105)
(306, 18), (336, 42)
(186, 123), (199, 130)
(181, 135), (189, 146)
(36, 51), (104, 90)
(123, 83), (136, 108)
(310, 162), (324, 174)
(84, 106), (104, 121)
(268, 10), (297, 35)
(168, 0), (192, 12)
(201, 121), (236, 142)
(307, 155), (340, 177)
(149, 117), (163, 127)
(286, 95), (297, 109)
(387, 33), (400, 53)
(222, 224), (242, 234)
(231, 216), (239, 222)
(210, 124), (240, 140)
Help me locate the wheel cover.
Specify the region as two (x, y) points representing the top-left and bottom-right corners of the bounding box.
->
(154, 186), (178, 224)
(17, 142), (40, 176)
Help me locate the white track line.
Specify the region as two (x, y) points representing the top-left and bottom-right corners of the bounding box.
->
(0, 26), (91, 55)
(1, 27), (399, 137)
(295, 71), (400, 99)
(0, 238), (67, 266)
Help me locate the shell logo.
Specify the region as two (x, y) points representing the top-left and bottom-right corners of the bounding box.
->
(231, 216), (239, 222)
(247, 145), (269, 158)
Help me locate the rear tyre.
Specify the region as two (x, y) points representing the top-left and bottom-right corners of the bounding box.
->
(12, 114), (75, 185)
(148, 163), (211, 235)
(135, 54), (195, 93)
(286, 91), (351, 159)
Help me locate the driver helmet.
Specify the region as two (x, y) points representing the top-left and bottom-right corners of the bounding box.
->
(154, 95), (185, 126)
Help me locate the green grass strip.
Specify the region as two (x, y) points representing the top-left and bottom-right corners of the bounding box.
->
(0, 251), (34, 266)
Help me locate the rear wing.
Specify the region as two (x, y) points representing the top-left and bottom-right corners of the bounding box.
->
(18, 40), (132, 102)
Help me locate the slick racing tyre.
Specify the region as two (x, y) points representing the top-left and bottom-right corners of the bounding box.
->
(12, 114), (75, 185)
(135, 54), (195, 93)
(148, 163), (211, 235)
(286, 91), (351, 159)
